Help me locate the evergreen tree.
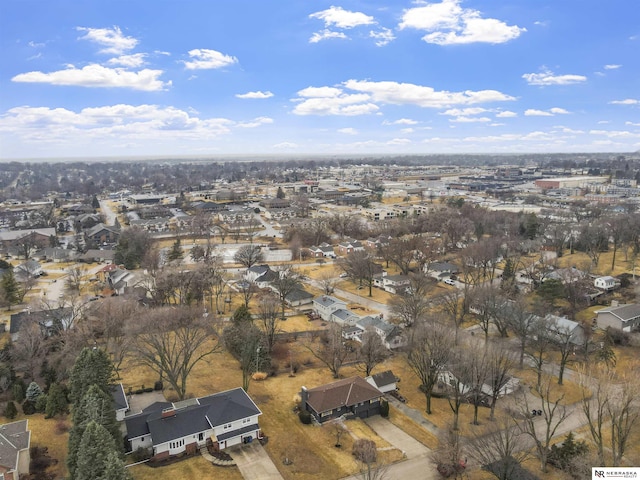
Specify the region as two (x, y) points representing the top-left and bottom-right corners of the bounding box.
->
(45, 383), (68, 418)
(276, 186), (286, 199)
(25, 381), (43, 402)
(67, 385), (121, 479)
(35, 393), (48, 413)
(167, 238), (184, 261)
(1, 269), (19, 309)
(74, 421), (116, 480)
(69, 347), (114, 404)
(4, 401), (17, 419)
(92, 195), (100, 209)
(102, 450), (133, 480)
(12, 383), (24, 403)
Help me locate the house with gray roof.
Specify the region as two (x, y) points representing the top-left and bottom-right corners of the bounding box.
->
(10, 307), (74, 341)
(110, 383), (129, 421)
(125, 387), (262, 460)
(356, 316), (407, 350)
(330, 308), (359, 326)
(0, 420), (30, 480)
(285, 288), (314, 308)
(365, 370), (398, 394)
(544, 314), (586, 346)
(313, 295), (348, 321)
(300, 376), (383, 424)
(595, 303), (640, 332)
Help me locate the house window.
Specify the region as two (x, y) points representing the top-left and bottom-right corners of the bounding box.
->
(224, 423), (233, 429)
(242, 418), (251, 424)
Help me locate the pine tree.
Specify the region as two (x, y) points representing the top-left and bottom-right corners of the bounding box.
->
(74, 421), (116, 480)
(12, 383), (24, 403)
(4, 401), (17, 419)
(25, 381), (43, 402)
(102, 451), (133, 480)
(67, 385), (121, 479)
(1, 269), (19, 309)
(69, 347), (114, 403)
(45, 383), (68, 418)
(276, 186), (286, 199)
(167, 238), (184, 261)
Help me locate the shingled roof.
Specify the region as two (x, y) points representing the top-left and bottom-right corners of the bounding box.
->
(305, 376), (382, 414)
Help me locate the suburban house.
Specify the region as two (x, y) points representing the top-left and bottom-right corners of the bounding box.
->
(13, 259), (43, 279)
(336, 239), (365, 256)
(595, 303), (640, 332)
(110, 383), (129, 421)
(244, 265), (271, 283)
(9, 307), (74, 341)
(300, 376), (383, 423)
(427, 261), (459, 280)
(0, 420), (31, 480)
(594, 276), (618, 291)
(0, 228), (56, 253)
(306, 243), (336, 258)
(544, 314), (587, 346)
(364, 235), (392, 250)
(125, 388), (262, 459)
(107, 268), (135, 295)
(365, 370), (398, 394)
(356, 316), (407, 350)
(382, 274), (411, 294)
(330, 308), (359, 326)
(85, 223), (120, 245)
(285, 288), (314, 308)
(313, 295), (348, 321)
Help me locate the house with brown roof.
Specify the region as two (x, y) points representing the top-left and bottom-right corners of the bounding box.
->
(0, 420), (31, 480)
(299, 376), (383, 423)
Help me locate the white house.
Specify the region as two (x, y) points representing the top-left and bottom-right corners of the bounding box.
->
(110, 384), (129, 421)
(594, 276), (618, 291)
(365, 370), (398, 394)
(125, 388), (262, 460)
(313, 295), (347, 321)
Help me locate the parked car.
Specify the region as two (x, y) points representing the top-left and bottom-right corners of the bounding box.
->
(444, 278), (456, 286)
(339, 273), (348, 278)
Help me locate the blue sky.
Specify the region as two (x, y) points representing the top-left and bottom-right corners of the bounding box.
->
(0, 0), (639, 159)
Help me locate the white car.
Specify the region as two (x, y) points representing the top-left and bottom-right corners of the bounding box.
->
(339, 273), (348, 278)
(444, 278), (456, 286)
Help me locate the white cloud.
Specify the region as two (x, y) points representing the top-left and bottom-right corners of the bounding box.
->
(0, 105), (234, 147)
(235, 91), (274, 99)
(237, 117), (274, 128)
(522, 69), (587, 85)
(183, 49), (238, 70)
(449, 116), (491, 123)
(399, 0), (525, 45)
(525, 109), (553, 116)
(597, 120), (610, 124)
(496, 110), (517, 118)
(401, 128), (415, 133)
(369, 28), (395, 46)
(387, 138), (411, 145)
(338, 127), (358, 135)
(77, 26), (137, 54)
(589, 129), (640, 139)
(626, 121), (640, 127)
(441, 107), (487, 116)
(604, 64), (622, 70)
(344, 79), (515, 107)
(309, 6), (375, 29)
(12, 64), (169, 91)
(297, 86), (343, 98)
(549, 107), (570, 114)
(309, 29), (348, 43)
(609, 99), (639, 105)
(533, 21), (549, 27)
(383, 118), (418, 125)
(292, 88), (378, 116)
(273, 142), (298, 149)
(107, 53), (147, 67)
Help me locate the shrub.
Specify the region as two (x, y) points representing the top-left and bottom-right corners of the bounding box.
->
(548, 432), (589, 470)
(134, 389), (144, 395)
(144, 387), (153, 393)
(298, 409), (312, 424)
(154, 380), (163, 391)
(132, 447), (153, 463)
(4, 401), (17, 419)
(252, 372), (268, 381)
(22, 400), (36, 415)
(606, 327), (631, 346)
(380, 399), (389, 418)
(35, 394), (48, 413)
(55, 420), (70, 435)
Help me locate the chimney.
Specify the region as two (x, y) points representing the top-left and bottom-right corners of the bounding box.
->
(161, 407), (176, 419)
(300, 386), (308, 407)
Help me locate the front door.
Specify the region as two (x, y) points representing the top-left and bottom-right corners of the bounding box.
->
(198, 432), (204, 442)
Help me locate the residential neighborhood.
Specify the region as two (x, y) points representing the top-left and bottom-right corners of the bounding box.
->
(0, 156), (639, 480)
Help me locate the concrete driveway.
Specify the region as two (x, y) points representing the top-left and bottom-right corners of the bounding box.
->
(231, 442), (283, 480)
(364, 416), (430, 460)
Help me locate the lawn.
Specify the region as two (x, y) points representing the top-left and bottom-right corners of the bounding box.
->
(16, 412), (70, 479)
(128, 455), (243, 480)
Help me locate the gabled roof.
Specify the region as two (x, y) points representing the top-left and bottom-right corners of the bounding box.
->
(110, 383), (129, 412)
(367, 370), (397, 389)
(331, 308), (357, 322)
(596, 303), (640, 321)
(256, 269), (278, 283)
(314, 295), (346, 308)
(10, 307), (74, 335)
(125, 388), (261, 446)
(86, 223), (119, 237)
(285, 288), (313, 302)
(305, 376), (382, 413)
(247, 264), (270, 275)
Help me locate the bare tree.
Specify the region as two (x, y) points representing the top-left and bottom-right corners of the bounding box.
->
(339, 251), (379, 297)
(357, 328), (388, 376)
(12, 320), (45, 379)
(547, 317), (577, 385)
(389, 272), (432, 327)
(239, 279), (258, 309)
(128, 306), (220, 400)
(386, 237), (416, 275)
(234, 244), (264, 269)
(608, 366), (640, 466)
(318, 270), (337, 295)
(256, 294), (281, 353)
(486, 342), (517, 420)
(270, 265), (302, 319)
(431, 426), (466, 480)
(304, 323), (349, 378)
(525, 320), (553, 389)
(406, 320), (454, 414)
(353, 438), (388, 480)
(518, 375), (570, 473)
(506, 296), (537, 368)
(471, 284), (501, 343)
(436, 288), (468, 345)
(65, 265), (87, 293)
(466, 417), (529, 480)
(578, 364), (609, 465)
